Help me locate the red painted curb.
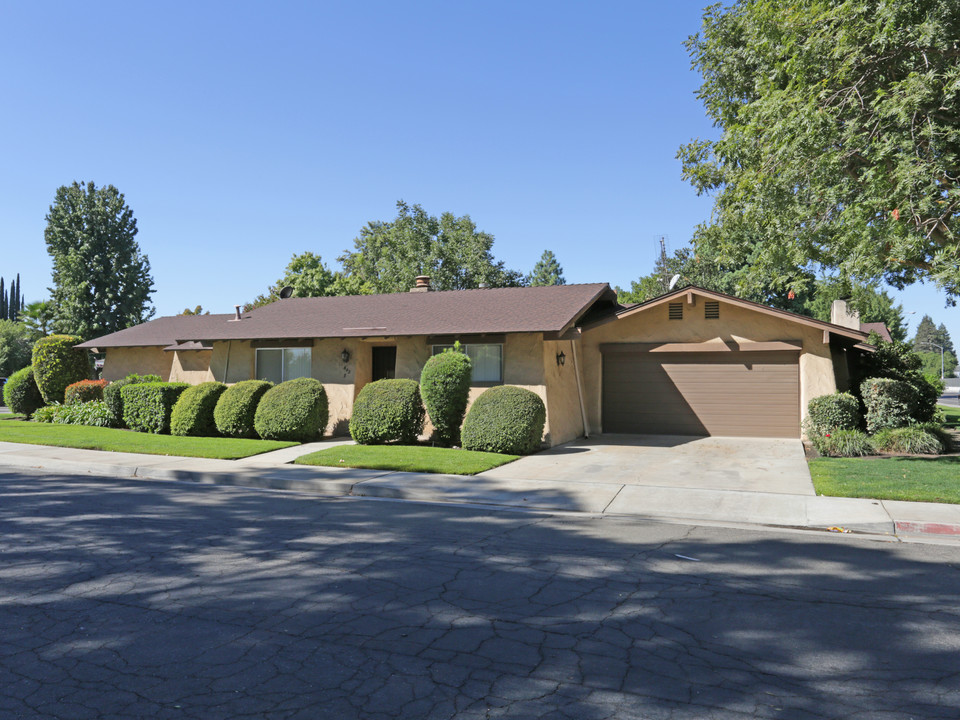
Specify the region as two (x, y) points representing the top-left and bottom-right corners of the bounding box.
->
(895, 521), (960, 536)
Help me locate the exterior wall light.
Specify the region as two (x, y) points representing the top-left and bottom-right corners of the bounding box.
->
(341, 349), (351, 363)
(556, 351), (565, 367)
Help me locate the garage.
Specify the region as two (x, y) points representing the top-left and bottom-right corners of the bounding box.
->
(602, 348), (800, 438)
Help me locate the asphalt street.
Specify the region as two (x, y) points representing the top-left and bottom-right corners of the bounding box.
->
(2, 469), (959, 720)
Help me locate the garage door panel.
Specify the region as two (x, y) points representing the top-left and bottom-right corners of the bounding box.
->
(602, 351), (799, 438)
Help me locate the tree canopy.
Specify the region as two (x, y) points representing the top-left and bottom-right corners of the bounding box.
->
(18, 300), (55, 340)
(45, 182), (155, 340)
(527, 250), (566, 286)
(680, 0), (960, 300)
(338, 201), (524, 294)
(245, 252), (339, 310)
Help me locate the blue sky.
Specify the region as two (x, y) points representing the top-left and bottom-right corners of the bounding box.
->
(0, 1), (954, 348)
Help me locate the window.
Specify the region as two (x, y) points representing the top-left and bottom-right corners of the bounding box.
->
(256, 347), (311, 384)
(432, 344), (503, 383)
(668, 302), (683, 320)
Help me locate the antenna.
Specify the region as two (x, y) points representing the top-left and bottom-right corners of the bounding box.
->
(668, 274), (681, 290)
(279, 286), (294, 299)
(658, 235), (670, 293)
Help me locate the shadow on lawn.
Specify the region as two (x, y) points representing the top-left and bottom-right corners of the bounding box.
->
(1, 471), (959, 719)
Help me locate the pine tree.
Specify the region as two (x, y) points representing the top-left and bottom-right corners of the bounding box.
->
(913, 315), (939, 351)
(935, 323), (955, 356)
(527, 250), (566, 287)
(0, 277), (6, 320)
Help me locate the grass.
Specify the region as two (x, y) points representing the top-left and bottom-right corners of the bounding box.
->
(809, 456), (960, 504)
(940, 404), (960, 429)
(295, 444), (519, 475)
(0, 417), (296, 459)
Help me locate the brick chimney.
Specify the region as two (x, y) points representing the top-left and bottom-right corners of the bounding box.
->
(410, 275), (432, 293)
(830, 299), (860, 330)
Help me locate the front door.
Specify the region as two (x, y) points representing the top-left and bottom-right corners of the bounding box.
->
(372, 346), (397, 381)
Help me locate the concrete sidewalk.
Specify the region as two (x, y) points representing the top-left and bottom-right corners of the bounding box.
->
(1, 440), (958, 541)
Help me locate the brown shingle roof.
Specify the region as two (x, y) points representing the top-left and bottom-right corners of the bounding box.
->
(75, 314), (234, 349)
(860, 322), (893, 343)
(77, 284), (616, 348)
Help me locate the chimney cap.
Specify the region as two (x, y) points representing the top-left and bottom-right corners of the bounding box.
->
(411, 275), (432, 292)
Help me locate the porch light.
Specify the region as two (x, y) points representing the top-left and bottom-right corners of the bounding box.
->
(341, 349), (351, 363)
(556, 351), (566, 367)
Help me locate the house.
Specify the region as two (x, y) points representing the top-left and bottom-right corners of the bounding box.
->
(76, 279), (874, 443)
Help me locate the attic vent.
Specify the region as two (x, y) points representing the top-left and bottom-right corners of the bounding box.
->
(705, 301), (720, 319)
(668, 302), (683, 320)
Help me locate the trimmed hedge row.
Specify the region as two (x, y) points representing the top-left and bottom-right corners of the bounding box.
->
(255, 377), (329, 442)
(103, 374), (161, 427)
(350, 379), (424, 445)
(65, 379), (109, 405)
(214, 380), (273, 438)
(3, 366), (45, 417)
(171, 382), (228, 437)
(121, 382), (189, 434)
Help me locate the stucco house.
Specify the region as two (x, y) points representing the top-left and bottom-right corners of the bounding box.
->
(76, 279), (875, 444)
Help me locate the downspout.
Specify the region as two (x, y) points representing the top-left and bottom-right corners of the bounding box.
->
(222, 340), (232, 384)
(571, 337), (589, 438)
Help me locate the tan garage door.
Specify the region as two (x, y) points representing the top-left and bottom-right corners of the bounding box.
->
(602, 351), (800, 438)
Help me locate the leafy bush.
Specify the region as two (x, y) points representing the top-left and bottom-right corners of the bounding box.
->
(214, 380), (273, 438)
(65, 379), (109, 405)
(103, 373), (162, 427)
(0, 319), (33, 378)
(861, 378), (917, 434)
(121, 382), (189, 433)
(170, 382), (228, 437)
(810, 429), (875, 458)
(31, 335), (90, 404)
(805, 392), (861, 435)
(349, 379), (425, 445)
(853, 339), (942, 422)
(871, 426), (945, 455)
(461, 385), (546, 455)
(33, 400), (113, 427)
(254, 377), (328, 442)
(3, 366), (45, 416)
(915, 422), (954, 453)
(420, 349), (472, 446)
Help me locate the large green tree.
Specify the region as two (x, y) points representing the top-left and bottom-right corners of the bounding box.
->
(806, 277), (907, 341)
(680, 0), (960, 300)
(338, 201), (524, 294)
(45, 182), (155, 340)
(18, 300), (55, 340)
(246, 252), (338, 310)
(527, 250), (566, 287)
(0, 320), (32, 377)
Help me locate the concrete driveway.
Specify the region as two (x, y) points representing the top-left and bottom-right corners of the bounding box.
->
(481, 434), (815, 496)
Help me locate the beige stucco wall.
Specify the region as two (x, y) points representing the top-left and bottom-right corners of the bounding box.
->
(541, 338), (585, 446)
(579, 296), (840, 437)
(169, 350), (215, 384)
(102, 347), (173, 381)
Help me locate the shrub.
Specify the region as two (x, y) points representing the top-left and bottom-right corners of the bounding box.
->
(805, 392), (861, 435)
(254, 377), (328, 442)
(916, 422), (954, 453)
(121, 382), (189, 433)
(810, 429), (875, 458)
(349, 379), (425, 445)
(853, 339), (942, 422)
(103, 374), (162, 427)
(3, 366), (45, 416)
(0, 319), (33, 378)
(420, 349), (472, 446)
(461, 385), (546, 455)
(31, 335), (90, 404)
(170, 382), (228, 437)
(33, 400), (113, 427)
(214, 380), (273, 438)
(860, 378), (917, 434)
(871, 426), (944, 455)
(65, 379), (109, 405)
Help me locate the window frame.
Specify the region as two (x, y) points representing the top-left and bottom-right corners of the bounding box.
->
(430, 343), (504, 386)
(255, 346), (312, 384)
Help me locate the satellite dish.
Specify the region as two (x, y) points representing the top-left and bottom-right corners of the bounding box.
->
(668, 274), (681, 290)
(279, 286), (294, 299)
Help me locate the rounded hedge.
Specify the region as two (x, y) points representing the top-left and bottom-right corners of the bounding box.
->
(861, 377), (917, 434)
(805, 392), (861, 436)
(121, 382), (190, 434)
(3, 366), (45, 417)
(350, 379), (425, 445)
(170, 382), (228, 437)
(461, 385), (545, 455)
(32, 335), (90, 404)
(103, 374), (162, 427)
(254, 377), (328, 442)
(214, 380), (273, 438)
(420, 350), (472, 447)
(65, 379), (109, 405)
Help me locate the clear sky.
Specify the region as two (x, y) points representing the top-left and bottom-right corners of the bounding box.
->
(0, 1), (954, 351)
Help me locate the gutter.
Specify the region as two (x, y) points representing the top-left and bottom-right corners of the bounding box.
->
(571, 336), (589, 438)
(222, 340), (232, 383)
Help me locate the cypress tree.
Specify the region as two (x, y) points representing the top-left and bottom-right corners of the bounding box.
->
(0, 277), (6, 319)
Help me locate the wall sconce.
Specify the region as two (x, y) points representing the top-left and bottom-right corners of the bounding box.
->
(341, 349), (351, 363)
(556, 351), (566, 367)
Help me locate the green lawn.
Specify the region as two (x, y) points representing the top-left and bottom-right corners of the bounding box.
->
(0, 417), (296, 459)
(940, 404), (960, 428)
(809, 456), (960, 504)
(295, 444), (519, 475)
